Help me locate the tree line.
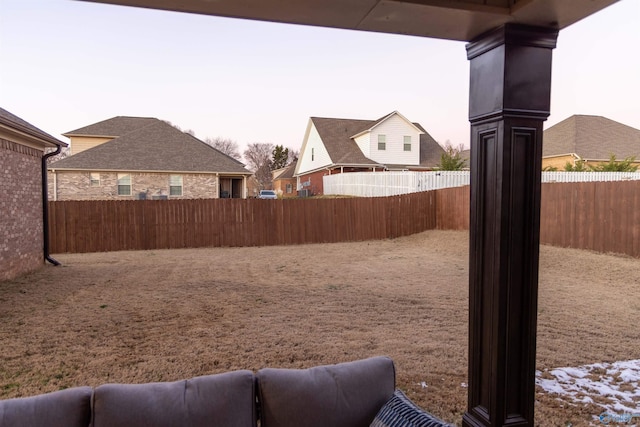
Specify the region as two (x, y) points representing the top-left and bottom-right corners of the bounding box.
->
(435, 142), (638, 173)
(204, 137), (298, 189)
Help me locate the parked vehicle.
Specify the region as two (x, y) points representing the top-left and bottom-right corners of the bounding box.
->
(258, 190), (277, 199)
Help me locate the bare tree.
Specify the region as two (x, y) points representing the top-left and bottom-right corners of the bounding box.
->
(204, 137), (242, 161)
(287, 148), (299, 164)
(436, 140), (467, 170)
(162, 120), (195, 136)
(244, 142), (274, 189)
(45, 146), (71, 164)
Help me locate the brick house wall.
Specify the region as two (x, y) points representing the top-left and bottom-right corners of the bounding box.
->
(298, 167), (376, 196)
(48, 171), (221, 200)
(0, 139), (43, 281)
(273, 177), (297, 198)
(298, 169), (328, 195)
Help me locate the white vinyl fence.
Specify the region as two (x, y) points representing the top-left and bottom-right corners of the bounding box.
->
(323, 171), (640, 197)
(323, 171), (469, 197)
(541, 171), (640, 183)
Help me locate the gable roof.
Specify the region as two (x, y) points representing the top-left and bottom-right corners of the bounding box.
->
(543, 115), (640, 160)
(63, 116), (158, 137)
(309, 113), (442, 168)
(419, 133), (446, 167)
(310, 117), (380, 165)
(350, 111), (424, 139)
(274, 161), (297, 180)
(50, 119), (251, 174)
(0, 107), (67, 147)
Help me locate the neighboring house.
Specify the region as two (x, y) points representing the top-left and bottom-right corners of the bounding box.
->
(0, 107), (67, 281)
(294, 111), (444, 195)
(48, 116), (252, 200)
(543, 115), (640, 170)
(272, 161), (297, 197)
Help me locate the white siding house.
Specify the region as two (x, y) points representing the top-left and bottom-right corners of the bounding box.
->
(351, 112), (423, 166)
(297, 119), (333, 175)
(294, 111), (445, 195)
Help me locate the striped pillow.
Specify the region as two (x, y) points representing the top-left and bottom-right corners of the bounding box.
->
(370, 389), (450, 427)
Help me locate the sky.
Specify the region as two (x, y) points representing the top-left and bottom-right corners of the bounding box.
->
(1, 0), (639, 155)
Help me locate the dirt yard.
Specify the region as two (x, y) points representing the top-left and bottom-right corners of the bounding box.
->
(1, 230), (639, 426)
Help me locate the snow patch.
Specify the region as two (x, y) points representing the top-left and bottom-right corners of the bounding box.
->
(536, 359), (640, 417)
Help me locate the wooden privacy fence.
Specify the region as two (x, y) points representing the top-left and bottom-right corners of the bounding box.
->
(49, 181), (640, 257)
(432, 181), (640, 258)
(48, 192), (437, 254)
(540, 181), (640, 257)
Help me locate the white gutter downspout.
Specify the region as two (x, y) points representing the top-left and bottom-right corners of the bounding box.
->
(242, 175), (247, 199)
(53, 170), (57, 201)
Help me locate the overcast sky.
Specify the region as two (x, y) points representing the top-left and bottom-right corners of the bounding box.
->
(1, 0), (638, 154)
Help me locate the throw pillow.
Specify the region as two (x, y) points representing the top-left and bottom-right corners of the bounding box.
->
(370, 389), (450, 427)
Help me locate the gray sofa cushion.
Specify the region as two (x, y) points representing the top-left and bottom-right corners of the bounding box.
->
(257, 356), (396, 427)
(90, 370), (256, 427)
(0, 386), (92, 427)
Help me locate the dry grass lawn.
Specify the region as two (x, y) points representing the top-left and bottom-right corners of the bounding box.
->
(1, 230), (639, 426)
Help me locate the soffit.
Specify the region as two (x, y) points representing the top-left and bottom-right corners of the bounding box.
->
(78, 0), (618, 41)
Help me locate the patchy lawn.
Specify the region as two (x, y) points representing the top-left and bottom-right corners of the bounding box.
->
(1, 230), (639, 426)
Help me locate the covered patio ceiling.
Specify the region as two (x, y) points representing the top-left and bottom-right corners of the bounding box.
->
(78, 0), (618, 41)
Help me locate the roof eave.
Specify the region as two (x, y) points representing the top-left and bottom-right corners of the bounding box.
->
(0, 123), (67, 148)
(62, 133), (118, 139)
(48, 166), (252, 175)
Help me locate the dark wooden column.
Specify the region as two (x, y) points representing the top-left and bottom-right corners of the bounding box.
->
(462, 24), (558, 427)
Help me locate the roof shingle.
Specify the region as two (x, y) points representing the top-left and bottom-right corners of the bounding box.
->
(51, 119), (251, 174)
(63, 116), (158, 137)
(311, 117), (380, 165)
(0, 107), (66, 147)
(543, 115), (640, 160)
(310, 114), (443, 168)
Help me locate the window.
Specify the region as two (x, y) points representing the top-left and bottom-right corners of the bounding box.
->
(90, 172), (100, 187)
(117, 174), (131, 196)
(311, 148), (315, 161)
(404, 136), (411, 151)
(169, 175), (183, 196)
(378, 134), (386, 150)
(286, 183), (293, 194)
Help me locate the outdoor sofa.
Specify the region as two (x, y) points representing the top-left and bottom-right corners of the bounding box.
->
(0, 356), (450, 427)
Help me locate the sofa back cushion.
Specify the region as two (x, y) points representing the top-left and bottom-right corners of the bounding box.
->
(90, 370), (256, 427)
(257, 356), (395, 427)
(0, 386), (92, 427)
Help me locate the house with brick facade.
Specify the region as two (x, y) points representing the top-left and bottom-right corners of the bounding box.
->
(0, 107), (67, 281)
(294, 111), (444, 195)
(48, 117), (252, 200)
(272, 161), (297, 198)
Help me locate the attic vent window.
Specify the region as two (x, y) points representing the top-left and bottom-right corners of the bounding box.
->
(378, 134), (386, 151)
